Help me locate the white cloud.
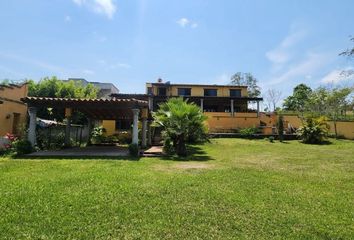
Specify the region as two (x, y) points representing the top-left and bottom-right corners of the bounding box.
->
(321, 68), (354, 84)
(72, 0), (117, 19)
(268, 52), (331, 85)
(266, 28), (307, 69)
(177, 18), (198, 28)
(177, 18), (189, 27)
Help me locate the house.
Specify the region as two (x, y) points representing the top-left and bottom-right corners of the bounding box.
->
(0, 83), (28, 136)
(105, 79), (264, 135)
(64, 78), (119, 98)
(145, 80), (264, 132)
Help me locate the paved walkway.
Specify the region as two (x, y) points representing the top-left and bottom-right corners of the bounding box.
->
(27, 145), (129, 157)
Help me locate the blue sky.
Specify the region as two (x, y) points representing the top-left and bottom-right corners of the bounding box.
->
(0, 0), (353, 98)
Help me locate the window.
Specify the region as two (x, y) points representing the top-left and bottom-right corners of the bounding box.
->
(230, 89), (241, 97)
(115, 119), (132, 130)
(158, 87), (166, 96)
(177, 88), (191, 96)
(147, 87), (153, 95)
(204, 89), (217, 96)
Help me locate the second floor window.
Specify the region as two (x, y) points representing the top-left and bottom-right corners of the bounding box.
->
(230, 89), (241, 97)
(158, 87), (166, 96)
(177, 88), (191, 96)
(204, 89), (217, 96)
(147, 87), (153, 95)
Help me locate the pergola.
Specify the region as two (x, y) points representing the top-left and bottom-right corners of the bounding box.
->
(21, 97), (150, 147)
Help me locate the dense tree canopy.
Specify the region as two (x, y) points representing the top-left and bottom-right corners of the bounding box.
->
(28, 76), (98, 123)
(283, 84), (312, 111)
(230, 72), (261, 97)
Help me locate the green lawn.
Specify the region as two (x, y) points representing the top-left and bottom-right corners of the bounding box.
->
(1, 139), (354, 239)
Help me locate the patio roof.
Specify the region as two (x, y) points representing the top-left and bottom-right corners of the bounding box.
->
(21, 97), (148, 120)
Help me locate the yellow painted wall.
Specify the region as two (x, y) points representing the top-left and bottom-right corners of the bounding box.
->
(102, 120), (116, 136)
(204, 112), (259, 132)
(0, 84), (28, 136)
(328, 121), (354, 140)
(283, 114), (354, 140)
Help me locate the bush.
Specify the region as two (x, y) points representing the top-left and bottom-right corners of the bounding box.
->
(239, 127), (258, 138)
(13, 139), (33, 155)
(128, 143), (139, 157)
(116, 131), (132, 144)
(268, 136), (275, 143)
(296, 117), (329, 144)
(90, 126), (106, 144)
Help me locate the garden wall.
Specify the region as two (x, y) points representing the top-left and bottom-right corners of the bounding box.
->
(283, 115), (354, 140)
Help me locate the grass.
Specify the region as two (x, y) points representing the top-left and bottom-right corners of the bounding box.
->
(1, 139), (354, 239)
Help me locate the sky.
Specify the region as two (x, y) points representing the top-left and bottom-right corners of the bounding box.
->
(0, 0), (353, 100)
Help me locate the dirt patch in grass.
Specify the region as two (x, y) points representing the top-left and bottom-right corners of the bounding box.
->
(153, 162), (217, 173)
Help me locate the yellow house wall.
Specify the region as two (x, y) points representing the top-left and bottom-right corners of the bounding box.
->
(283, 114), (354, 140)
(102, 120), (116, 136)
(328, 121), (354, 140)
(169, 86), (248, 97)
(0, 84), (28, 136)
(204, 112), (259, 132)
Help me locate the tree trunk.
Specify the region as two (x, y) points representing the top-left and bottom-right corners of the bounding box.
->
(175, 134), (187, 157)
(333, 119), (338, 139)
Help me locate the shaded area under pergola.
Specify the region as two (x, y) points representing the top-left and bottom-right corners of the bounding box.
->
(21, 97), (150, 148)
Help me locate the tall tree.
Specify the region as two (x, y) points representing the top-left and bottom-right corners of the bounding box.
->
(230, 72), (261, 97)
(264, 89), (282, 112)
(283, 84), (312, 112)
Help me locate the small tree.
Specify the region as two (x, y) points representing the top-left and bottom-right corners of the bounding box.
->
(152, 98), (207, 156)
(277, 115), (284, 142)
(264, 89), (282, 112)
(296, 117), (330, 144)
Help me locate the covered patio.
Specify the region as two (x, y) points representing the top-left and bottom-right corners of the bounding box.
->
(21, 97), (150, 150)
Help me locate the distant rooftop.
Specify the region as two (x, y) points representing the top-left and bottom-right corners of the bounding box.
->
(65, 78), (119, 98)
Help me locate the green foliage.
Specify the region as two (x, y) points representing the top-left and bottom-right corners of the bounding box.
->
(277, 115), (284, 142)
(115, 132), (132, 144)
(12, 139), (33, 155)
(27, 77), (98, 123)
(90, 126), (106, 144)
(296, 117), (330, 144)
(153, 98), (207, 156)
(268, 136), (275, 143)
(128, 143), (139, 157)
(230, 72), (261, 97)
(283, 84), (312, 111)
(239, 127), (258, 138)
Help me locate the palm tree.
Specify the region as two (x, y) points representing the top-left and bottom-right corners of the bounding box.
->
(152, 98), (207, 156)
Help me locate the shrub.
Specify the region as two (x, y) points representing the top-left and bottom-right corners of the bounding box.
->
(128, 143), (139, 157)
(116, 131), (132, 144)
(268, 136), (275, 143)
(239, 127), (258, 138)
(296, 117), (329, 144)
(153, 98), (207, 156)
(90, 126), (106, 144)
(13, 139), (33, 155)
